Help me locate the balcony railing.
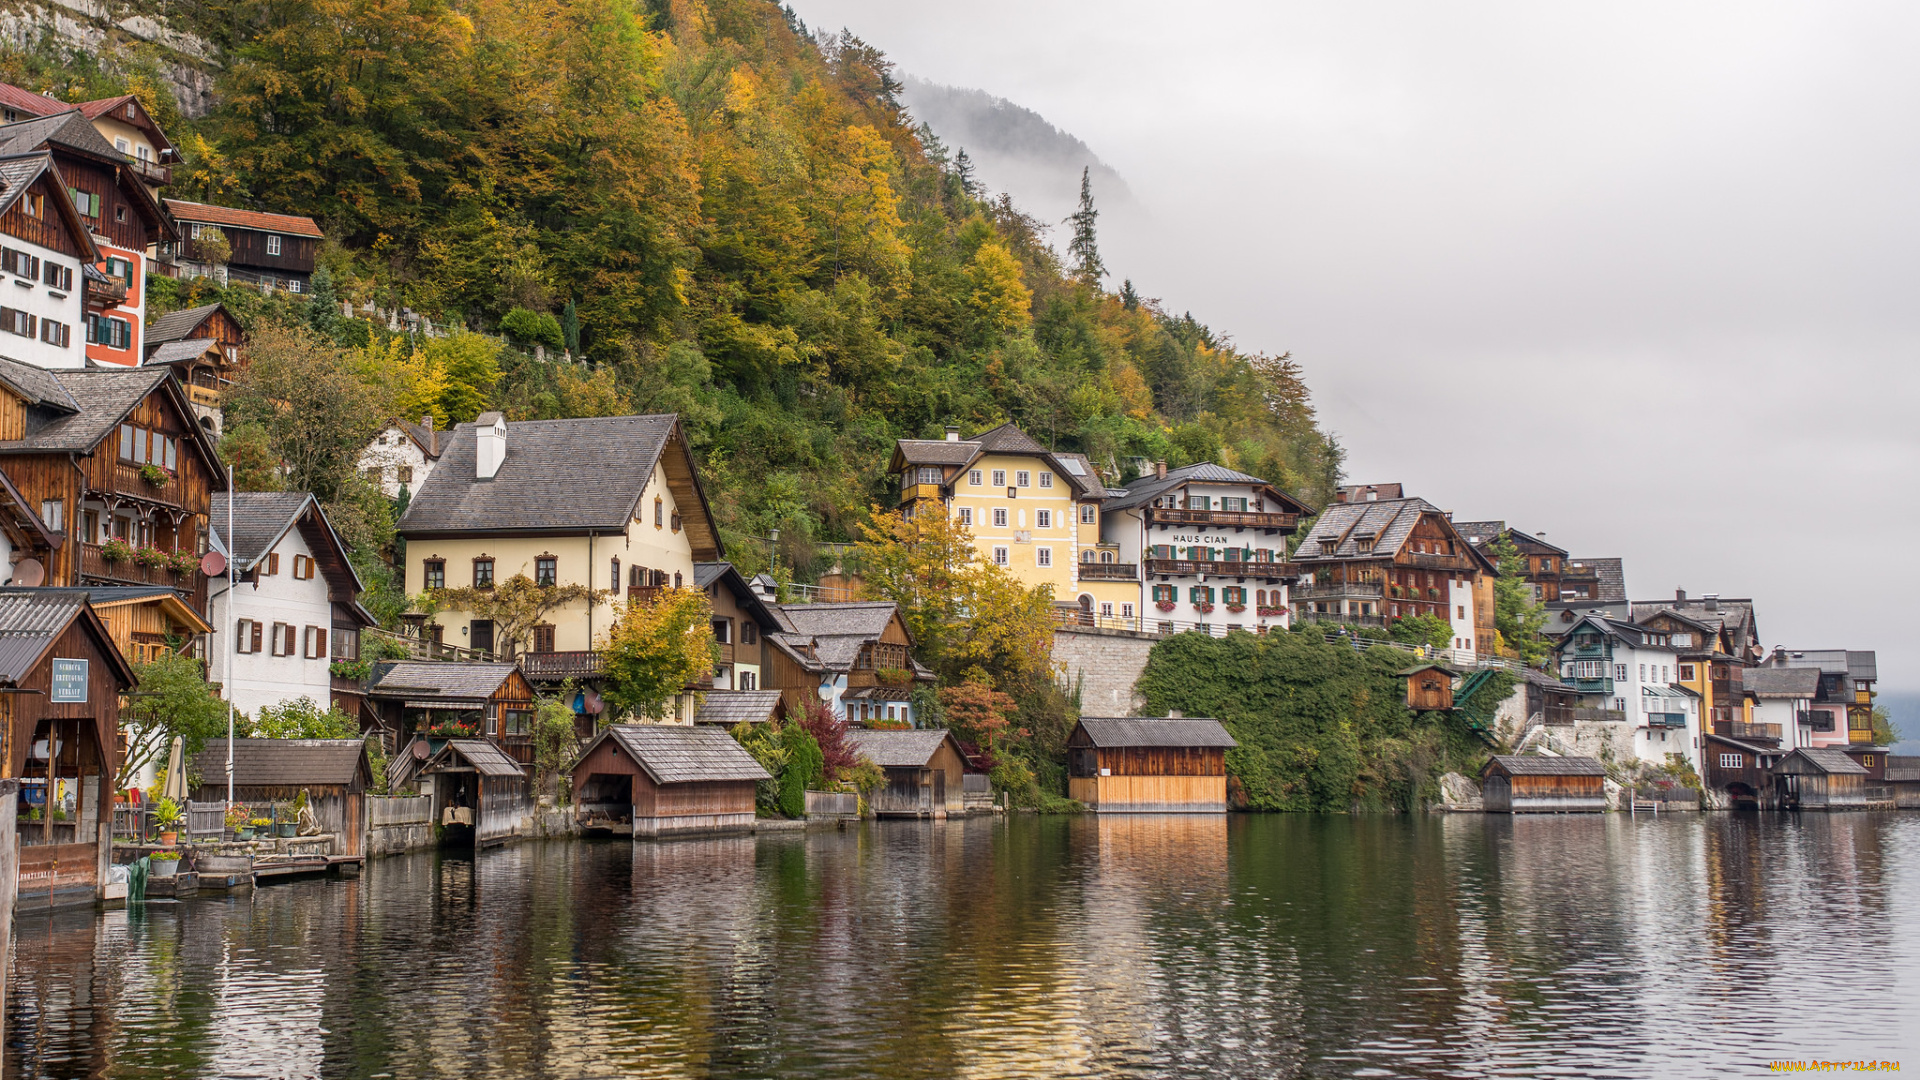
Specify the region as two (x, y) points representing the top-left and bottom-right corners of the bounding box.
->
(1401, 553), (1473, 571)
(1076, 562), (1139, 581)
(78, 542), (193, 588)
(1292, 581), (1385, 601)
(1145, 559), (1298, 579)
(188, 384), (221, 408)
(104, 463), (184, 507)
(1574, 707), (1626, 722)
(1713, 720), (1782, 743)
(128, 157), (172, 186)
(520, 651), (605, 680)
(715, 641), (735, 666)
(1145, 508), (1299, 531)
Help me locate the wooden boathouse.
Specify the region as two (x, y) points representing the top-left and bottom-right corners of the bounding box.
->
(418, 738), (531, 846)
(189, 739), (373, 857)
(571, 724), (768, 837)
(1480, 755), (1607, 813)
(844, 728), (971, 818)
(1774, 747), (1869, 811)
(1066, 717), (1237, 813)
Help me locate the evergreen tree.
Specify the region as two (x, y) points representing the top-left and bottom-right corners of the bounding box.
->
(955, 148), (978, 198)
(1066, 166), (1106, 286)
(560, 299), (581, 358)
(306, 265), (343, 342)
(1120, 278), (1140, 311)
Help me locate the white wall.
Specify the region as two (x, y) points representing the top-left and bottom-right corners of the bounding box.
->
(212, 524), (337, 718)
(0, 239), (86, 369)
(358, 427), (435, 499)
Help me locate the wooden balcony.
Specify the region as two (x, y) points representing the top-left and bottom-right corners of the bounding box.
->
(78, 542), (188, 588)
(1144, 559), (1298, 579)
(898, 482), (945, 504)
(1400, 553), (1473, 571)
(715, 641), (735, 666)
(129, 157), (173, 186)
(626, 585), (662, 605)
(1146, 508), (1298, 531)
(188, 384), (221, 408)
(520, 651), (604, 680)
(1713, 720), (1782, 743)
(102, 463), (185, 508)
(1292, 581), (1385, 601)
(1076, 562), (1139, 581)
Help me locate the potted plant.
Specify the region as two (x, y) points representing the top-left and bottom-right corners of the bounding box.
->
(134, 545), (168, 569)
(1155, 600), (1177, 613)
(152, 796), (182, 845)
(149, 850), (183, 878)
(102, 538), (134, 563)
(140, 463), (169, 488)
(248, 817), (273, 838)
(224, 803), (248, 839)
(167, 550), (201, 577)
(1196, 602), (1215, 614)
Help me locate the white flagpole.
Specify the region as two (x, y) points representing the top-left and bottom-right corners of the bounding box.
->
(226, 464), (235, 807)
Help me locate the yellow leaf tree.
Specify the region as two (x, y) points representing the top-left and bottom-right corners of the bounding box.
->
(599, 587), (714, 722)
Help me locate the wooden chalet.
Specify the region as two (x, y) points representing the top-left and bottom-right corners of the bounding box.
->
(1454, 522), (1568, 603)
(188, 738), (372, 857)
(1480, 755), (1607, 813)
(1400, 664), (1457, 712)
(0, 590), (138, 910)
(764, 600), (934, 725)
(1702, 733), (1781, 809)
(843, 728), (972, 818)
(368, 661), (535, 773)
(417, 738), (530, 847)
(1066, 717), (1238, 813)
(1773, 747), (1869, 811)
(571, 724), (769, 837)
(694, 560), (781, 692)
(1289, 494), (1498, 650)
(0, 585), (209, 666)
(0, 84), (179, 189)
(144, 303), (245, 433)
(0, 357), (225, 622)
(161, 200), (324, 293)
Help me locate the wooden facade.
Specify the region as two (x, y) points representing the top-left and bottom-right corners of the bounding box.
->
(187, 739), (372, 857)
(418, 738), (530, 847)
(845, 728), (971, 818)
(1774, 748), (1868, 811)
(1402, 664), (1456, 711)
(570, 725), (767, 837)
(0, 169), (85, 257)
(368, 662), (537, 770)
(1065, 718), (1236, 813)
(1702, 734), (1779, 809)
(1480, 755), (1607, 813)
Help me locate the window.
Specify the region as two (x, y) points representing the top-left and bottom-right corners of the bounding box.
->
(116, 205), (126, 223)
(1099, 602), (1113, 617)
(41, 262), (71, 290)
(1152, 585), (1175, 603)
(1036, 509), (1052, 529)
(38, 499), (63, 533)
(68, 189), (100, 217)
(991, 470), (1006, 487)
(473, 557), (494, 589)
(992, 546), (1009, 566)
(1121, 603), (1135, 618)
(1456, 604), (1465, 620)
(957, 507), (973, 526)
(655, 497), (664, 527)
(1614, 664), (1629, 681)
(423, 558), (445, 589)
(87, 316), (132, 349)
(18, 194), (40, 220)
(1221, 497), (1246, 512)
(611, 557), (621, 591)
(470, 619), (495, 655)
(992, 508), (1008, 528)
(303, 625), (325, 659)
(38, 319), (69, 347)
(1189, 585), (1214, 604)
(1188, 496), (1210, 511)
(364, 466), (383, 484)
(1081, 505), (1096, 524)
(969, 469), (982, 486)
(259, 552), (278, 576)
(396, 466), (413, 485)
(1679, 663), (1696, 682)
(267, 234), (282, 256)
(1568, 660), (1607, 680)
(535, 556), (557, 586)
(1036, 547), (1052, 567)
(1223, 587), (1245, 605)
(1039, 472), (1053, 488)
(0, 248), (37, 278)
(0, 307), (35, 338)
(917, 467), (941, 484)
(236, 619), (256, 654)
(533, 624), (556, 653)
(1719, 753), (1743, 770)
(740, 670), (757, 690)
(712, 619), (731, 644)
(1861, 754), (1875, 767)
(1639, 664), (1646, 682)
(268, 621), (290, 657)
(1014, 470), (1030, 488)
(292, 554), (315, 580)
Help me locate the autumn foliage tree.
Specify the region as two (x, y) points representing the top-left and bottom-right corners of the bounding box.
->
(599, 587), (714, 722)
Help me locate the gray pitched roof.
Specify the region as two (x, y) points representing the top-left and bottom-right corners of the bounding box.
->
(973, 422), (1047, 454)
(368, 661), (520, 703)
(0, 110), (122, 160)
(145, 304), (225, 347)
(1787, 747), (1868, 775)
(1052, 452), (1106, 499)
(432, 738), (525, 778)
(145, 338), (219, 365)
(189, 739), (368, 788)
(0, 354), (78, 412)
(211, 492), (315, 569)
(1075, 717), (1238, 749)
(0, 152), (53, 219)
(398, 418), (442, 459)
(1292, 497), (1486, 571)
(0, 589), (87, 683)
(695, 690), (782, 725)
(895, 438), (980, 466)
(845, 727), (961, 767)
(771, 601), (898, 638)
(1742, 667), (1820, 698)
(1485, 754), (1607, 776)
(1847, 651), (1878, 682)
(398, 414), (677, 535)
(0, 364), (175, 453)
(1101, 461), (1284, 512)
(598, 724), (770, 784)
(1578, 558), (1626, 602)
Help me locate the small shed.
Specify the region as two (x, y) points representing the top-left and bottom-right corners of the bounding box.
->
(1065, 718), (1238, 813)
(189, 739), (372, 856)
(1774, 747), (1869, 811)
(418, 738), (531, 846)
(844, 728), (972, 818)
(1400, 664), (1458, 712)
(1480, 755), (1607, 813)
(694, 689), (783, 727)
(368, 661), (536, 771)
(1887, 756), (1920, 810)
(571, 724), (769, 837)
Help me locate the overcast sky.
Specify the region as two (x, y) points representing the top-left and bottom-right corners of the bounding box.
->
(794, 0), (1920, 693)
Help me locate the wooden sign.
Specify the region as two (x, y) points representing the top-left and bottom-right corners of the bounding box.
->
(50, 659), (88, 703)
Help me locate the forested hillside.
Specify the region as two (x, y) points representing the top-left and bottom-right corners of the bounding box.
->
(2, 0), (1340, 575)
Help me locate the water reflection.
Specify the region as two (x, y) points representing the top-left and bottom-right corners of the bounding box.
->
(7, 814), (1917, 1078)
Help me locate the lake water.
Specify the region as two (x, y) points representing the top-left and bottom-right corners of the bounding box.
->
(7, 813), (1920, 1079)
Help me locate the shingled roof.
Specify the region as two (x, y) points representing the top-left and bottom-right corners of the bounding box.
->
(212, 492), (316, 569)
(164, 198), (325, 238)
(369, 662), (520, 705)
(0, 362), (218, 476)
(589, 724), (770, 784)
(0, 151), (99, 263)
(1292, 496), (1494, 573)
(145, 304), (225, 347)
(1074, 717), (1238, 749)
(427, 738), (525, 778)
(695, 690), (783, 726)
(189, 739), (369, 789)
(0, 110), (121, 162)
(1782, 747), (1868, 776)
(845, 727), (963, 767)
(146, 338), (220, 365)
(1742, 667), (1820, 698)
(1100, 460), (1310, 514)
(1484, 754), (1607, 777)
(0, 588), (133, 687)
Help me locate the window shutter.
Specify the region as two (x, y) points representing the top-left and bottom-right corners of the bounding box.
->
(236, 619), (250, 653)
(249, 620), (262, 654)
(284, 624), (297, 656)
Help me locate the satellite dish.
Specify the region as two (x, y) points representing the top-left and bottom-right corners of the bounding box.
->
(200, 551), (227, 576)
(11, 558), (43, 586)
(411, 740), (431, 760)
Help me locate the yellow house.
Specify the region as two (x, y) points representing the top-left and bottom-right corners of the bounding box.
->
(397, 412), (720, 720)
(889, 424), (1135, 623)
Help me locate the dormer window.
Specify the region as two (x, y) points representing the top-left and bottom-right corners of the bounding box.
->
(1356, 538), (1374, 554)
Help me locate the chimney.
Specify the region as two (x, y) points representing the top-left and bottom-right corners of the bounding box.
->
(1704, 593), (1719, 613)
(945, 425), (961, 442)
(475, 412), (507, 479)
(1675, 588), (1686, 602)
(421, 413), (436, 456)
(1155, 460), (1167, 480)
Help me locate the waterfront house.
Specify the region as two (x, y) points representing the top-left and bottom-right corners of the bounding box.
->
(1552, 613), (1700, 774)
(1757, 647), (1877, 748)
(1288, 495), (1497, 656)
(1455, 521), (1567, 602)
(1773, 747), (1868, 811)
(357, 415), (443, 500)
(888, 423), (1133, 622)
(369, 661), (535, 774)
(844, 728), (972, 817)
(1098, 461), (1310, 636)
(1886, 756), (1920, 809)
(210, 492), (374, 721)
(1702, 733), (1783, 809)
(416, 737), (531, 846)
(570, 724), (768, 837)
(1742, 666), (1820, 752)
(764, 600), (933, 724)
(695, 561), (780, 692)
(159, 199), (323, 294)
(396, 412), (719, 720)
(0, 111), (174, 370)
(0, 358), (224, 630)
(694, 689), (782, 727)
(188, 738), (372, 857)
(1065, 717), (1238, 813)
(0, 589), (136, 909)
(1480, 756), (1607, 813)
(1630, 590), (1763, 728)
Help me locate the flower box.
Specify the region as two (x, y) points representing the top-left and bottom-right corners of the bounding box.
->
(1195, 603), (1215, 614)
(1155, 601), (1177, 613)
(102, 539), (134, 563)
(140, 463), (170, 488)
(1226, 604), (1247, 613)
(1257, 606), (1288, 617)
(133, 546), (168, 569)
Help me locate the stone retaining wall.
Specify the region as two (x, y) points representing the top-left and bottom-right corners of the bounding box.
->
(1053, 626), (1156, 716)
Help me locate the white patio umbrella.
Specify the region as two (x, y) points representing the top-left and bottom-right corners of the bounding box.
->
(162, 735), (188, 804)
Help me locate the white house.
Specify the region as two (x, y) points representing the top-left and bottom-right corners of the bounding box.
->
(0, 150), (96, 370)
(1555, 613), (1701, 774)
(358, 415), (443, 499)
(210, 491), (374, 719)
(1743, 666), (1820, 752)
(1097, 461), (1312, 636)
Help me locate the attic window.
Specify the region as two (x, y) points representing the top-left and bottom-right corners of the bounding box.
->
(654, 497), (663, 528)
(1356, 538), (1374, 554)
(670, 512), (681, 533)
(126, 102), (136, 119)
